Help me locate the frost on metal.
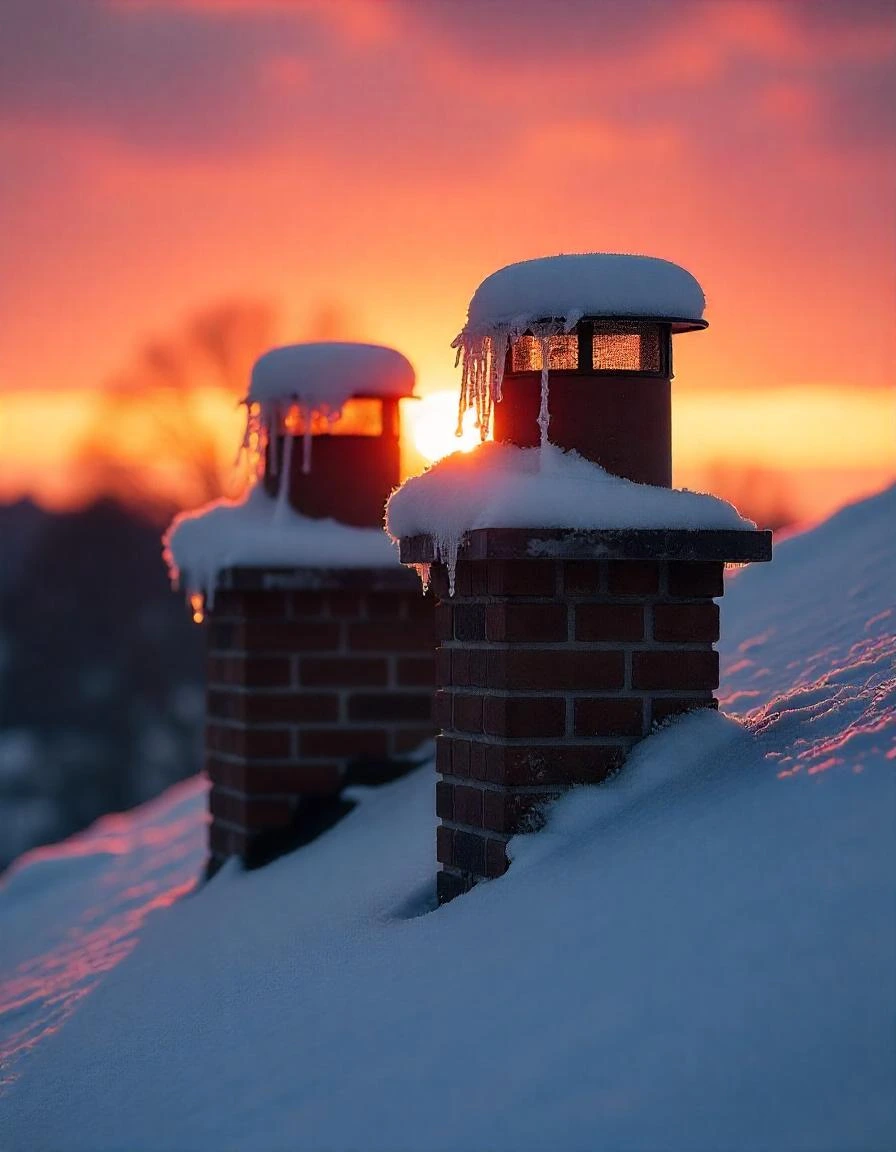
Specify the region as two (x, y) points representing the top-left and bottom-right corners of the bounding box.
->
(451, 253), (705, 447)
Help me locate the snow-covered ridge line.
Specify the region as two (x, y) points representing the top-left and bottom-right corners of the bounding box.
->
(451, 253), (705, 444)
(386, 442), (752, 594)
(164, 485), (397, 606)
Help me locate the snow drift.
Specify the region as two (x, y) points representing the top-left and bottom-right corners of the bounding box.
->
(1, 485), (894, 1152)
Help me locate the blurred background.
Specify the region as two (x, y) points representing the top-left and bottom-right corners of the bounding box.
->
(1, 0), (894, 867)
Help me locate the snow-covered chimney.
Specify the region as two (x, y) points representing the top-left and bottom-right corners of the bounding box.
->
(165, 343), (436, 874)
(388, 254), (772, 904)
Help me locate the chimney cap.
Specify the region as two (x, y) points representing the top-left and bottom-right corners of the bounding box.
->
(460, 253), (707, 339)
(248, 342), (416, 408)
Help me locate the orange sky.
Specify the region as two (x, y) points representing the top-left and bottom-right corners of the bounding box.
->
(0, 0), (894, 522)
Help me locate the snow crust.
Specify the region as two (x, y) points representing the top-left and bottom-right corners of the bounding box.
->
(385, 441), (754, 592)
(2, 485), (894, 1152)
(164, 484), (397, 604)
(452, 253), (705, 444)
(244, 342), (414, 476)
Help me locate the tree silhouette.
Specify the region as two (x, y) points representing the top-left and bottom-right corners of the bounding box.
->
(76, 299), (278, 523)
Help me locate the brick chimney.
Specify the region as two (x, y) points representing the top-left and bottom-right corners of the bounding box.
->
(393, 255), (772, 903)
(166, 343), (436, 873)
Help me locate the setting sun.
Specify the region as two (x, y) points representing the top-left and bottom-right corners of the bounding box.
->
(410, 390), (485, 464)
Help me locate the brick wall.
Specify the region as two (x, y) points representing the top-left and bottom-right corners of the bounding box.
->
(431, 557), (723, 903)
(205, 574), (435, 870)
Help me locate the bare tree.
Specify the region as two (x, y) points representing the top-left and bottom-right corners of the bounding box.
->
(76, 300), (278, 522)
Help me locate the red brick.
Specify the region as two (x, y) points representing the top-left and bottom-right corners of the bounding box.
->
(242, 692), (339, 724)
(288, 591), (325, 617)
(436, 780), (454, 820)
(469, 562), (489, 597)
(453, 562), (474, 597)
(396, 656), (435, 687)
(209, 789), (294, 830)
(487, 649), (624, 690)
(210, 591), (249, 618)
(208, 655), (292, 688)
(348, 692), (432, 722)
(299, 729), (389, 759)
(632, 649), (719, 691)
(486, 602), (567, 642)
(434, 690), (453, 729)
(575, 604), (644, 642)
(300, 657), (388, 687)
(607, 561), (659, 595)
(563, 561), (604, 594)
(436, 824), (454, 866)
(666, 561), (724, 599)
(327, 591), (364, 616)
(453, 738), (472, 779)
(247, 762), (343, 796)
(206, 725), (292, 760)
(436, 648), (452, 687)
(487, 560), (556, 596)
(453, 694), (484, 734)
(484, 743), (625, 787)
(213, 590), (288, 618)
(650, 696), (718, 726)
(435, 735), (453, 774)
(207, 689), (241, 721)
(366, 592), (407, 618)
(434, 603), (454, 641)
(653, 602), (720, 643)
(483, 695), (566, 738)
(453, 604), (487, 642)
(349, 621), (435, 651)
(240, 727), (293, 759)
(484, 838), (510, 878)
(204, 755), (240, 789)
(453, 784), (484, 827)
(435, 829), (453, 866)
(243, 618), (341, 652)
(574, 697), (644, 738)
(209, 619), (240, 651)
(468, 740), (487, 781)
(482, 790), (555, 834)
(391, 726), (436, 755)
(453, 829), (486, 874)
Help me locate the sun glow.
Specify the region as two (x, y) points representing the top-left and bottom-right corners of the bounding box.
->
(410, 390), (485, 463)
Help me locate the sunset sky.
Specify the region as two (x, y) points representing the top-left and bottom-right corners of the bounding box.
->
(1, 0), (894, 523)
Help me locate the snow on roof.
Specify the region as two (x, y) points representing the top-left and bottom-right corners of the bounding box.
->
(164, 484), (398, 604)
(385, 442), (753, 592)
(461, 253), (706, 335)
(452, 253), (704, 448)
(2, 488), (894, 1150)
(248, 342), (415, 407)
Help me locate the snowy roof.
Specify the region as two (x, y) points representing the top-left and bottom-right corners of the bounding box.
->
(2, 486), (895, 1150)
(460, 253), (706, 337)
(248, 343), (415, 407)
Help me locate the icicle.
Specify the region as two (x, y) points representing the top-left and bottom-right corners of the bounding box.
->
(411, 562), (431, 593)
(277, 430), (294, 513)
(537, 335), (551, 449)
